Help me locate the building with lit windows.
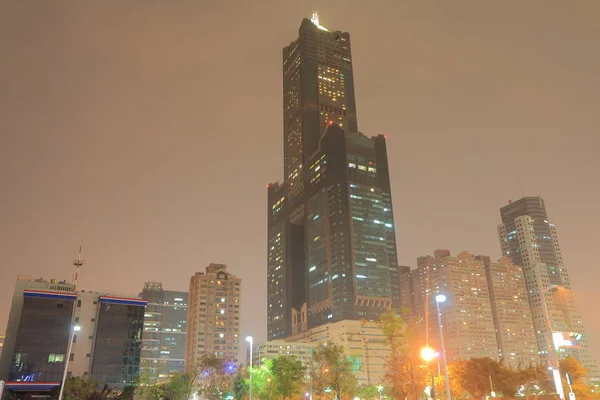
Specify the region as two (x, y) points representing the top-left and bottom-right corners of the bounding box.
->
(287, 319), (388, 386)
(413, 251), (498, 362)
(252, 340), (314, 367)
(267, 13), (400, 340)
(140, 281), (188, 381)
(0, 276), (145, 398)
(499, 197), (598, 376)
(185, 264), (241, 371)
(478, 255), (538, 367)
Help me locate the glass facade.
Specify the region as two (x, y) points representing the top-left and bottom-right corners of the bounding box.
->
(8, 292), (76, 383)
(140, 283), (188, 380)
(91, 298), (144, 387)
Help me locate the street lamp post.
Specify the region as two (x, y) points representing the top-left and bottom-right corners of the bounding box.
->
(246, 336), (254, 400)
(435, 294), (451, 400)
(421, 347), (436, 400)
(58, 324), (81, 400)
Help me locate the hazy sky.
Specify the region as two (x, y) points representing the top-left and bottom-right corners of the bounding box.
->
(1, 1), (599, 359)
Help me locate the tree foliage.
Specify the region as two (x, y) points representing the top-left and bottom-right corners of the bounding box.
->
(449, 358), (556, 398)
(310, 342), (356, 400)
(139, 372), (194, 400)
(378, 308), (425, 400)
(355, 385), (381, 400)
(195, 354), (235, 400)
(232, 370), (248, 400)
(247, 358), (275, 400)
(271, 355), (306, 400)
(560, 355), (592, 397)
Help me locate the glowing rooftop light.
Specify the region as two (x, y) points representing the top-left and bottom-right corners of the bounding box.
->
(436, 294), (447, 303)
(310, 11), (328, 31)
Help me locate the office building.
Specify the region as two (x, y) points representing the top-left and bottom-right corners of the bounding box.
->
(478, 255), (538, 367)
(0, 276), (146, 398)
(498, 196), (598, 376)
(252, 340), (314, 367)
(267, 13), (400, 340)
(287, 319), (388, 386)
(185, 264), (241, 371)
(140, 281), (188, 381)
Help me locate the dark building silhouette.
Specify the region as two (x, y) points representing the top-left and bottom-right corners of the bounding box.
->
(267, 14), (400, 339)
(139, 282), (188, 380)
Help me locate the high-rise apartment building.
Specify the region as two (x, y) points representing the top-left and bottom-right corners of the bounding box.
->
(140, 282), (188, 381)
(267, 13), (399, 340)
(185, 264), (241, 371)
(498, 196), (598, 376)
(477, 255), (538, 367)
(412, 251), (498, 362)
(0, 277), (145, 397)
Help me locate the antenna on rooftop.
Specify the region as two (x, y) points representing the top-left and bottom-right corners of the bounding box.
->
(73, 237), (85, 289)
(518, 172), (524, 198)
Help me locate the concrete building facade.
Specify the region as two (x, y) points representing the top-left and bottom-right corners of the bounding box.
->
(287, 319), (388, 386)
(252, 340), (315, 367)
(478, 255), (538, 367)
(185, 264), (241, 371)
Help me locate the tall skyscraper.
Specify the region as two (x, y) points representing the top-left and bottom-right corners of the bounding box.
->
(267, 13), (399, 340)
(0, 277), (145, 397)
(185, 264), (241, 371)
(140, 281), (188, 381)
(498, 196), (598, 376)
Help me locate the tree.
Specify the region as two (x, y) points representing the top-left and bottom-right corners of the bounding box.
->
(310, 342), (356, 400)
(378, 309), (425, 400)
(247, 359), (274, 400)
(560, 355), (592, 397)
(232, 370), (248, 400)
(195, 355), (235, 400)
(139, 372), (195, 400)
(60, 376), (100, 400)
(355, 385), (381, 400)
(271, 355), (306, 400)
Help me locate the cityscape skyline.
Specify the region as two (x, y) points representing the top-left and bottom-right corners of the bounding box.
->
(1, 0), (599, 370)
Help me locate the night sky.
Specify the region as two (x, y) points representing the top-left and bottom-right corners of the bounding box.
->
(1, 1), (599, 358)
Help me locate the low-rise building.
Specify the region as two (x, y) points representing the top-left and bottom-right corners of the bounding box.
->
(287, 319), (389, 386)
(252, 340), (314, 367)
(0, 276), (146, 399)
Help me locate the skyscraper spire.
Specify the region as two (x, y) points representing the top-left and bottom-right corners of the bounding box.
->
(311, 10), (319, 26)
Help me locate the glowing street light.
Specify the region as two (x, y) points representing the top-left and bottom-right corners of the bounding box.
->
(58, 324), (81, 400)
(421, 347), (435, 362)
(435, 294), (451, 400)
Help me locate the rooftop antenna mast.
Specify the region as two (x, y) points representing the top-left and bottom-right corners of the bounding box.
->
(73, 237), (85, 289)
(518, 172), (524, 197)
